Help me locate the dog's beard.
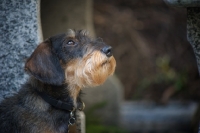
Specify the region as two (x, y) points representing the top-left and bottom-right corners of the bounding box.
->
(64, 50), (116, 104)
(65, 50), (116, 88)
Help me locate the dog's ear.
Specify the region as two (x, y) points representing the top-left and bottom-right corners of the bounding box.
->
(25, 39), (65, 85)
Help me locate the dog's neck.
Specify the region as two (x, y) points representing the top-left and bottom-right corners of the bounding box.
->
(29, 77), (76, 106)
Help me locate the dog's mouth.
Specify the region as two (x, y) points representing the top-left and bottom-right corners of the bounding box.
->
(100, 56), (116, 73)
(101, 58), (111, 66)
(65, 51), (116, 87)
(101, 47), (117, 63)
(101, 60), (108, 66)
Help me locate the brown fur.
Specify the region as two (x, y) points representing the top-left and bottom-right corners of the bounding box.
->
(64, 50), (116, 104)
(0, 29), (116, 133)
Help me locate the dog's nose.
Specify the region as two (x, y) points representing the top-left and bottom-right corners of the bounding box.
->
(101, 46), (112, 57)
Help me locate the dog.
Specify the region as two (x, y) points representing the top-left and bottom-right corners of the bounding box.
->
(0, 29), (116, 133)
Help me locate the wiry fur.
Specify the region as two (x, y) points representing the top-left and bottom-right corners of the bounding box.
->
(64, 49), (116, 104)
(0, 29), (116, 133)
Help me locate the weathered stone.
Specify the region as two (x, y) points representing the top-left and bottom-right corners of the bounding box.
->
(186, 7), (200, 133)
(162, 1), (200, 132)
(187, 8), (200, 75)
(164, 0), (200, 7)
(0, 0), (42, 101)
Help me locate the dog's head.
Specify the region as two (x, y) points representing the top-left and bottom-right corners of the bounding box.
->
(25, 29), (116, 89)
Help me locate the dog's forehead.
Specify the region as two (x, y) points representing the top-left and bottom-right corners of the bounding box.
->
(50, 30), (107, 48)
(63, 30), (89, 41)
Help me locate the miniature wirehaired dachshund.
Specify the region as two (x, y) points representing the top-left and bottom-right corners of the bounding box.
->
(0, 29), (116, 133)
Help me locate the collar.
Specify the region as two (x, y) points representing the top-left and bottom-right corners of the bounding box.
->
(35, 90), (75, 112)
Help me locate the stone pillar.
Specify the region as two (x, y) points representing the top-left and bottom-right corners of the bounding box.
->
(0, 0), (42, 101)
(164, 0), (200, 75)
(187, 8), (200, 74)
(164, 1), (200, 132)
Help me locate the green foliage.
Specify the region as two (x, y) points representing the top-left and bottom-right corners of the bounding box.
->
(85, 101), (127, 133)
(133, 55), (188, 99)
(174, 72), (187, 91)
(155, 55), (188, 91)
(155, 55), (176, 83)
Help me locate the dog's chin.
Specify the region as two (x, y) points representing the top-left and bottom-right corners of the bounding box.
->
(64, 52), (116, 88)
(63, 53), (116, 101)
(90, 56), (116, 86)
(101, 56), (115, 67)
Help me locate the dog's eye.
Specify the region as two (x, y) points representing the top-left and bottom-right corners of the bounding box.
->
(67, 40), (75, 45)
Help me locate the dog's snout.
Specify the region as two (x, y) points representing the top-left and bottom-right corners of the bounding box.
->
(101, 46), (112, 57)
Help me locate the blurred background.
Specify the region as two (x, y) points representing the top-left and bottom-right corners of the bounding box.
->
(93, 1), (200, 133)
(40, 0), (200, 133)
(94, 0), (200, 102)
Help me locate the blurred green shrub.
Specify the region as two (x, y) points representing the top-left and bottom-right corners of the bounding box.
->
(133, 55), (188, 100)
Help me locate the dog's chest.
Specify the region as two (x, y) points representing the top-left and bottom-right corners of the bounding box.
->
(50, 110), (71, 133)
